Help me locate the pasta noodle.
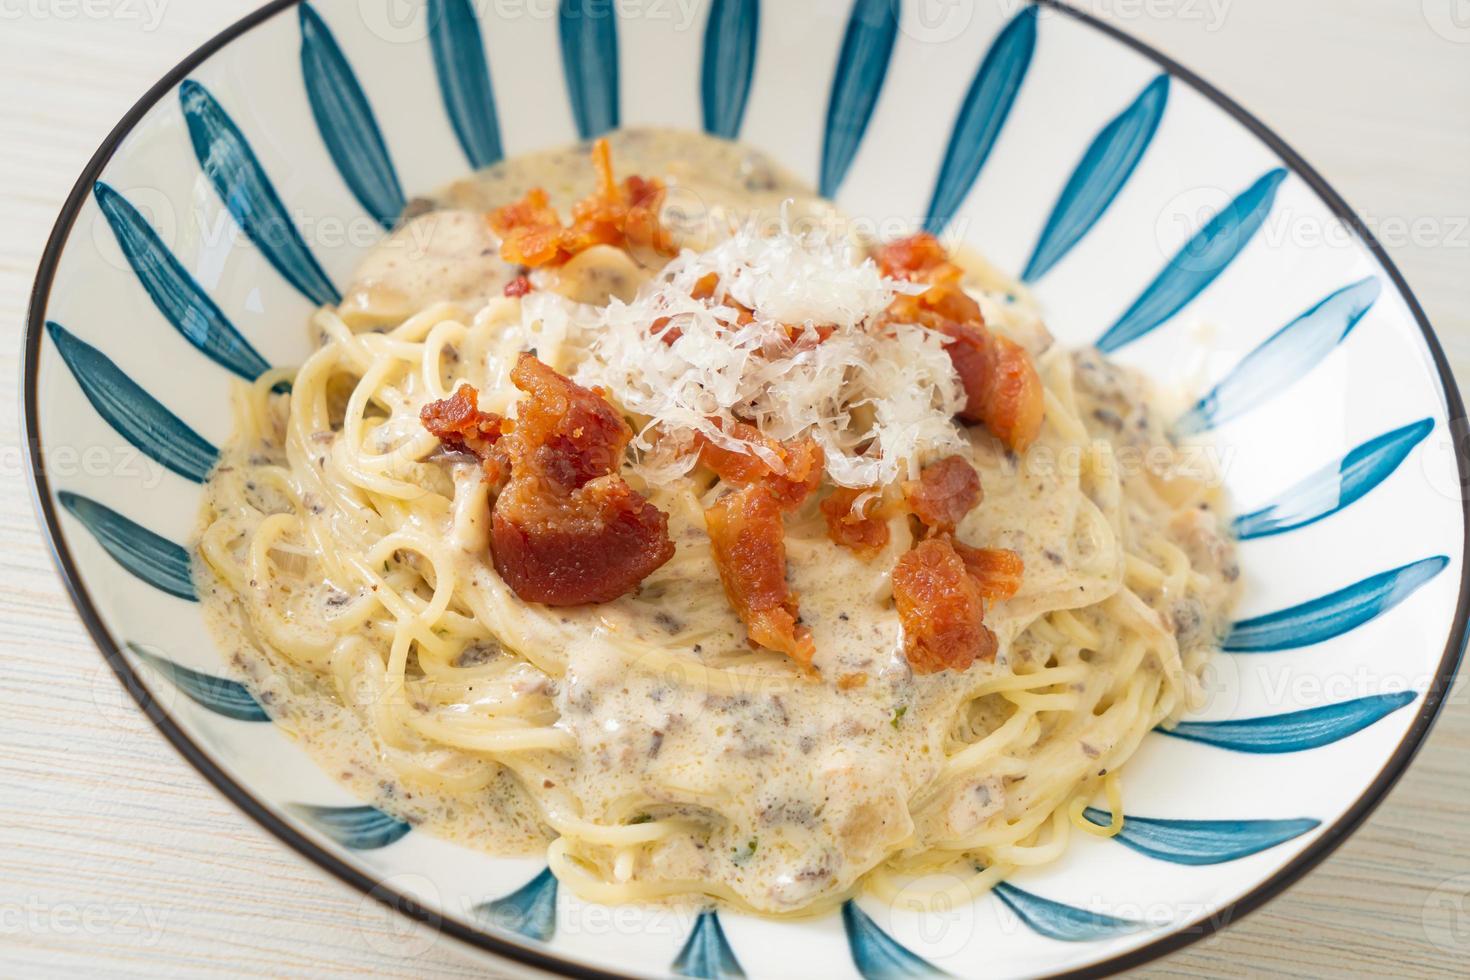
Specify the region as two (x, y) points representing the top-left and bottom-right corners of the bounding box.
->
(193, 129), (1238, 917)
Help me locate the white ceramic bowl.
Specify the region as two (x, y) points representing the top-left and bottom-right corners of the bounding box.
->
(24, 1), (1468, 976)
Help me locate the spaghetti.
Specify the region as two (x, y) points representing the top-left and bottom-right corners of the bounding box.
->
(195, 129), (1238, 916)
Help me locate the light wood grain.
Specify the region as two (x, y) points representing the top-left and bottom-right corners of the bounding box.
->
(0, 2), (1465, 977)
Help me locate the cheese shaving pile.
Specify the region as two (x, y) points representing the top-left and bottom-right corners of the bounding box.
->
(564, 220), (969, 488)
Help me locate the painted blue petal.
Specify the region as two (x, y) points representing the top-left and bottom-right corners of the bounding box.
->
(558, 0), (619, 139)
(474, 868), (558, 941)
(289, 804), (411, 849)
(923, 6), (1038, 233)
(179, 80), (341, 306)
(1176, 277), (1381, 436)
(841, 900), (945, 978)
(1021, 74), (1168, 281)
(819, 0), (899, 198)
(57, 492), (195, 601)
(672, 909), (746, 979)
(92, 182), (270, 381)
(1095, 168), (1287, 352)
(1225, 556), (1448, 652)
(45, 321), (217, 483)
(701, 0), (759, 139)
(428, 0), (503, 168)
(992, 882), (1141, 942)
(1082, 808), (1318, 864)
(299, 3), (405, 229)
(126, 642), (269, 722)
(1233, 418), (1434, 539)
(1163, 691), (1417, 753)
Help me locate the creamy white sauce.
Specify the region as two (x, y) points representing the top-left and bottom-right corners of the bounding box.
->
(195, 128), (1239, 914)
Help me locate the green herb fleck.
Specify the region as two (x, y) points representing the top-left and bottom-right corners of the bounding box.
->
(627, 814), (653, 825)
(891, 705), (908, 728)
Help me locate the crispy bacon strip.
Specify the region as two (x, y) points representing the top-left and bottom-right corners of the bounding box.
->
(698, 423), (823, 663)
(437, 355), (673, 605)
(421, 384), (508, 481)
(891, 536), (997, 674)
(488, 138), (676, 268)
(827, 456), (979, 557)
(903, 455), (981, 533)
(876, 232), (1044, 452)
(953, 542), (1025, 601)
(698, 422), (823, 507)
(820, 486), (891, 558)
(706, 485), (814, 664)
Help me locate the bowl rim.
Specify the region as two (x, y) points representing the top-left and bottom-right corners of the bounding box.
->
(21, 1), (1470, 976)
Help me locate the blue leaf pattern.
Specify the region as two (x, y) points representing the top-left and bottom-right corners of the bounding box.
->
(289, 803), (412, 849)
(1096, 168), (1287, 352)
(673, 909), (746, 978)
(1082, 808), (1318, 864)
(299, 3), (405, 229)
(1163, 691), (1418, 753)
(474, 868), (558, 941)
(428, 0), (504, 168)
(126, 642), (269, 722)
(93, 182), (270, 381)
(992, 882), (1142, 942)
(842, 900), (945, 978)
(819, 0), (899, 198)
(57, 492), (196, 600)
(558, 0), (620, 138)
(701, 0), (759, 139)
(924, 6), (1038, 233)
(1225, 556), (1448, 652)
(45, 321), (218, 483)
(179, 80), (341, 306)
(1233, 418), (1434, 539)
(1175, 277), (1381, 436)
(1021, 74), (1168, 281)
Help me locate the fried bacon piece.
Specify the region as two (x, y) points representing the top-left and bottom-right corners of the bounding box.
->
(425, 355), (674, 606)
(903, 455), (981, 533)
(876, 232), (1044, 453)
(891, 536), (997, 674)
(503, 274), (533, 298)
(421, 384), (508, 481)
(874, 231), (958, 283)
(952, 542), (1025, 601)
(698, 424), (824, 664)
(827, 456), (979, 558)
(488, 138), (676, 268)
(821, 486), (891, 558)
(706, 486), (814, 664)
(698, 422), (823, 507)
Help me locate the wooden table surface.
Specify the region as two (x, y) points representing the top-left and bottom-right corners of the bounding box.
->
(1, 1), (1466, 976)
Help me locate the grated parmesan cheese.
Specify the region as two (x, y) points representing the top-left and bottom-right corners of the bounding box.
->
(560, 219), (968, 489)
